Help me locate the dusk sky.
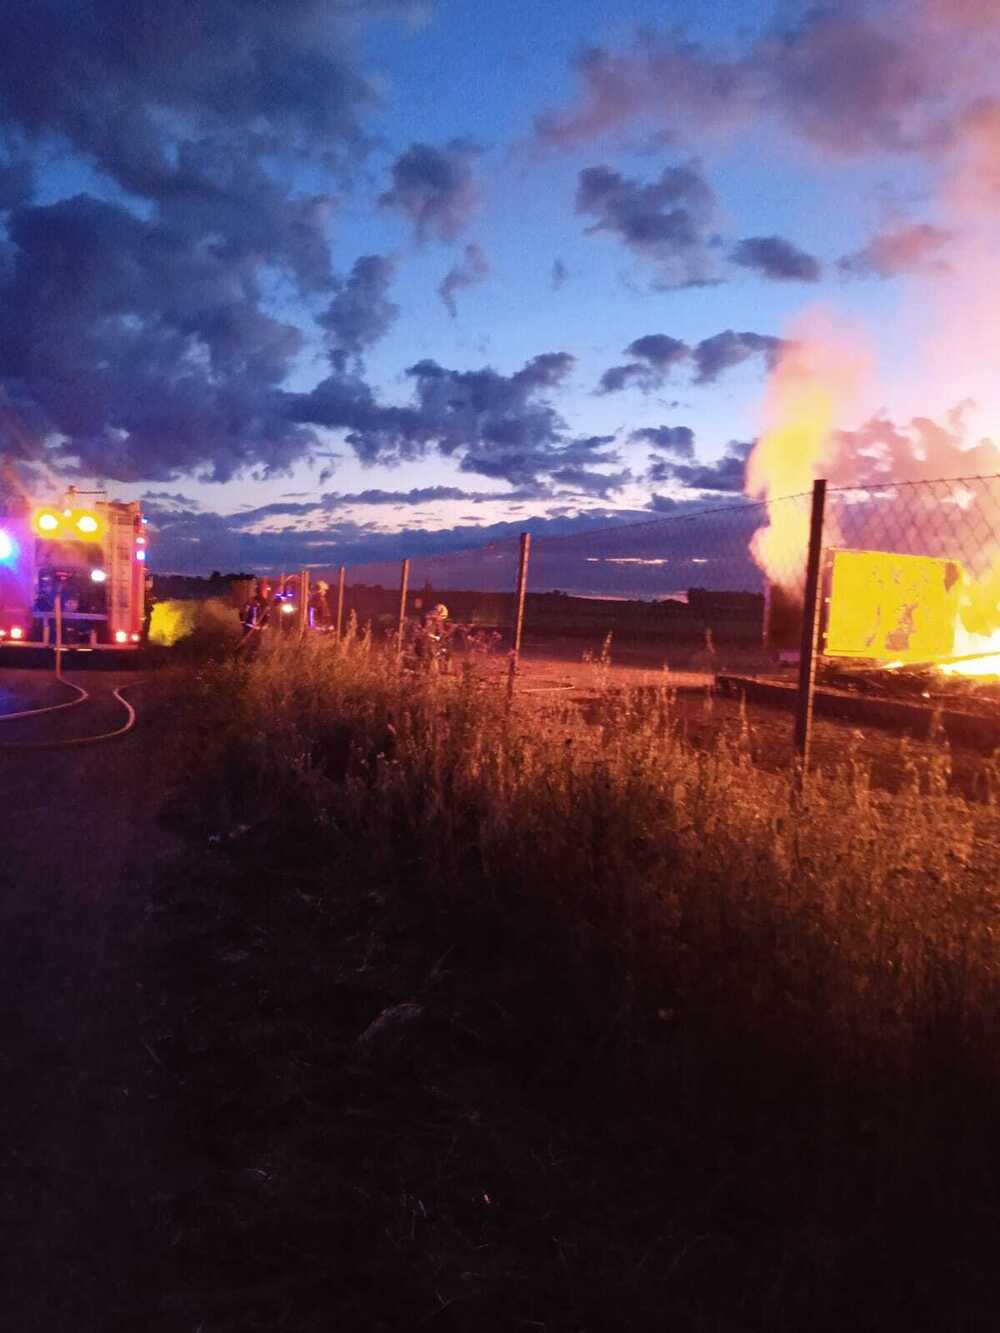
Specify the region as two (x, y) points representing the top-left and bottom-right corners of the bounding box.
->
(1, 0), (998, 574)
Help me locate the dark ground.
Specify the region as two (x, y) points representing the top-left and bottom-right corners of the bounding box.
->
(0, 668), (180, 1330)
(2, 661), (999, 1330)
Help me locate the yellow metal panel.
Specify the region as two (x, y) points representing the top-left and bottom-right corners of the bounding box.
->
(825, 549), (964, 663)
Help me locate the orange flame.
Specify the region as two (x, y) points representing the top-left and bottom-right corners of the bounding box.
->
(745, 316), (867, 589)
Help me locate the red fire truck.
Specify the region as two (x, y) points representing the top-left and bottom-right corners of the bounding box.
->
(0, 487), (149, 655)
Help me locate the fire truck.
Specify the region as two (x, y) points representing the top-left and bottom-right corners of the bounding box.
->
(0, 487), (149, 655)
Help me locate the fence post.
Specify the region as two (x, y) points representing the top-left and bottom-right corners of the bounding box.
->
(397, 557), (410, 660)
(793, 479), (827, 771)
(507, 532), (531, 700)
(54, 586), (63, 680)
(298, 569), (310, 637)
(335, 564), (345, 641)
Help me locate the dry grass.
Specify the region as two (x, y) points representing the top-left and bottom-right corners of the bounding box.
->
(153, 632), (1000, 1329)
(173, 633), (1000, 1094)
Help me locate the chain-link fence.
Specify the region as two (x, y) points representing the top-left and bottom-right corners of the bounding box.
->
(296, 473), (1000, 767)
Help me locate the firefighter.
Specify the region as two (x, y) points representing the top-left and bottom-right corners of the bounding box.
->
(424, 602), (449, 637)
(309, 580), (332, 630)
(416, 602), (451, 668)
(241, 579), (272, 635)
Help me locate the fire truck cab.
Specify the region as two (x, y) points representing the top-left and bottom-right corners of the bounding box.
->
(0, 488), (149, 654)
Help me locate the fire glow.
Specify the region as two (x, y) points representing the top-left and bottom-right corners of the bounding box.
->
(744, 327), (1000, 680)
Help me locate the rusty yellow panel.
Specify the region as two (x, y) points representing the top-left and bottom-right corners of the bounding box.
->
(825, 549), (964, 662)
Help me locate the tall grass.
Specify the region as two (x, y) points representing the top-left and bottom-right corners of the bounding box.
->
(170, 632), (1000, 1114)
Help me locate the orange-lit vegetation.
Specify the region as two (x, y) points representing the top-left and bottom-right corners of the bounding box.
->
(182, 632), (1000, 1061)
(147, 630), (1000, 1325)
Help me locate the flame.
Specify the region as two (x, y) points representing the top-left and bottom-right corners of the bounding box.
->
(942, 558), (1000, 676)
(745, 315), (867, 588)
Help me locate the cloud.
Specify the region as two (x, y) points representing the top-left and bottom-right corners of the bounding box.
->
(649, 439), (754, 493)
(0, 1), (414, 187)
(0, 2), (425, 485)
(838, 222), (954, 277)
(438, 243), (490, 317)
(629, 425), (695, 458)
(1, 191), (323, 482)
(321, 254), (399, 371)
(550, 257), (569, 291)
(730, 235), (822, 282)
(286, 350), (582, 486)
(146, 500), (663, 576)
(599, 329), (783, 393)
(0, 159), (33, 212)
(829, 410), (1000, 485)
(597, 332), (691, 394)
(379, 139), (481, 243)
(534, 7), (953, 160)
(547, 467), (631, 497)
(691, 330), (786, 384)
(575, 161), (719, 286)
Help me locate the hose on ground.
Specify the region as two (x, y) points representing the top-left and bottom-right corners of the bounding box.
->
(0, 679), (143, 750)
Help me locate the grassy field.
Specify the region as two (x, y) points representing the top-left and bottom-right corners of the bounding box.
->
(130, 630), (1000, 1329)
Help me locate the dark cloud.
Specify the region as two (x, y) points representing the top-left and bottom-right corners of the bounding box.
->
(379, 140), (481, 243)
(649, 439), (753, 493)
(599, 329), (782, 393)
(0, 1), (424, 485)
(547, 466), (630, 498)
(628, 334), (690, 371)
(0, 191), (325, 482)
(838, 222), (954, 278)
(0, 1), (413, 185)
(535, 8), (947, 159)
(438, 243), (490, 317)
(286, 351), (580, 487)
(596, 363), (648, 395)
(597, 332), (691, 394)
(550, 257), (569, 291)
(730, 235), (822, 282)
(235, 484), (556, 524)
(629, 425), (695, 458)
(691, 330), (786, 384)
(0, 159), (33, 212)
(575, 161), (719, 286)
(321, 254), (399, 372)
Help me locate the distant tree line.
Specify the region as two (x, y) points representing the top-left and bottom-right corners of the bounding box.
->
(151, 571), (256, 601)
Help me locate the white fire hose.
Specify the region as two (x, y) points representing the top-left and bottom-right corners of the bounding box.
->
(0, 596), (143, 749)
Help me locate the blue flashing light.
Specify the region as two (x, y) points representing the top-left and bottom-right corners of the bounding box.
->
(135, 548), (147, 562)
(0, 529), (18, 563)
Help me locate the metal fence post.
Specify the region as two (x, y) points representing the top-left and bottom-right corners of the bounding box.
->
(335, 564), (345, 641)
(507, 532), (531, 700)
(397, 557), (410, 660)
(298, 569), (310, 637)
(54, 587), (63, 680)
(793, 479), (827, 770)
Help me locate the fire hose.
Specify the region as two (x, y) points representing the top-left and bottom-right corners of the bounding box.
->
(0, 593), (143, 748)
(0, 678), (142, 749)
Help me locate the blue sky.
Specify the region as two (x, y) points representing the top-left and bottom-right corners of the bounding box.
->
(0, 0), (997, 573)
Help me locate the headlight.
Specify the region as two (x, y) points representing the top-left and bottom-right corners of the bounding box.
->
(281, 602), (295, 614)
(91, 568), (107, 583)
(34, 509), (60, 534)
